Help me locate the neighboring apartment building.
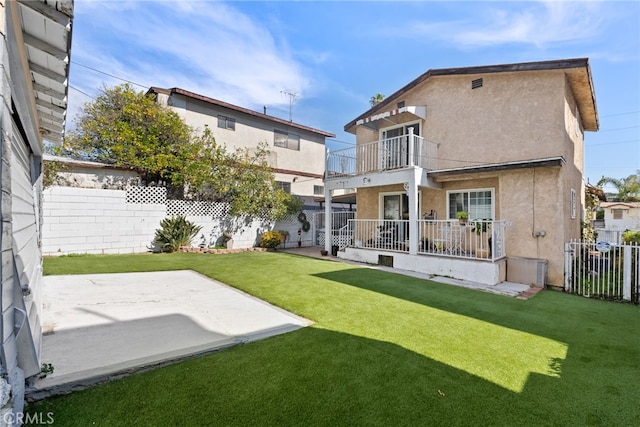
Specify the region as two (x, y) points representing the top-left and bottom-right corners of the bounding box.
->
(148, 87), (335, 207)
(0, 0), (73, 415)
(598, 202), (640, 232)
(323, 58), (598, 287)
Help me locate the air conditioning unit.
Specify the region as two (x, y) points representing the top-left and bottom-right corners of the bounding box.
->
(507, 257), (548, 287)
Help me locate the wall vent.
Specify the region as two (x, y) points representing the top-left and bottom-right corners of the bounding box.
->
(471, 78), (483, 89)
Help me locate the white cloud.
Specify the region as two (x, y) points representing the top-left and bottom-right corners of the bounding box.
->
(69, 1), (313, 115)
(406, 1), (606, 48)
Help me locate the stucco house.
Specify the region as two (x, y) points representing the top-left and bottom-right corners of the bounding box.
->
(148, 87), (335, 207)
(0, 0), (73, 417)
(323, 58), (598, 288)
(598, 202), (640, 232)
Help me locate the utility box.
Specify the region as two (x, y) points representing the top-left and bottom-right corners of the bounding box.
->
(507, 257), (548, 287)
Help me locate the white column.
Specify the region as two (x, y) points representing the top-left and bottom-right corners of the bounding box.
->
(324, 188), (333, 253)
(408, 169), (420, 255)
(408, 126), (415, 166)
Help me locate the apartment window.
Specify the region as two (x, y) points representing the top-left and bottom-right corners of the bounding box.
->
(274, 130), (300, 150)
(217, 115), (236, 130)
(570, 189), (576, 219)
(275, 181), (291, 194)
(314, 185), (324, 196)
(447, 189), (494, 220)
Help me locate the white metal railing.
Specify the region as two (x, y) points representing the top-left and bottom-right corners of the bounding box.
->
(346, 219), (507, 261)
(326, 134), (438, 178)
(314, 211), (356, 247)
(565, 240), (639, 303)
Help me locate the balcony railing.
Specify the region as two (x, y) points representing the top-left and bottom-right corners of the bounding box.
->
(326, 134), (438, 178)
(341, 219), (507, 262)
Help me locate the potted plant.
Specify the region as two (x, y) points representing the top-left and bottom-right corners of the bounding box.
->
(456, 211), (469, 225)
(471, 219), (492, 258)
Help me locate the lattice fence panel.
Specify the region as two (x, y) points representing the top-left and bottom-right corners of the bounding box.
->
(167, 200), (230, 217)
(126, 186), (167, 204)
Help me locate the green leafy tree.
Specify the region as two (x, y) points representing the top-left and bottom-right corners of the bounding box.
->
(64, 84), (192, 185)
(183, 129), (302, 221)
(369, 93), (385, 107)
(597, 174), (640, 202)
(65, 84), (300, 222)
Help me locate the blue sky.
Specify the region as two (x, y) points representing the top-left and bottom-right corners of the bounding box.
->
(67, 0), (639, 187)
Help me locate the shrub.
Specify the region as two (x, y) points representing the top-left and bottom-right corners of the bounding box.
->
(154, 216), (202, 253)
(260, 231), (282, 249)
(622, 230), (640, 244)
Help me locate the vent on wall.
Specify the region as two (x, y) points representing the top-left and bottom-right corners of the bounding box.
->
(471, 78), (483, 89)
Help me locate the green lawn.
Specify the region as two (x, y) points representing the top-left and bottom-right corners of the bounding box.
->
(29, 252), (639, 426)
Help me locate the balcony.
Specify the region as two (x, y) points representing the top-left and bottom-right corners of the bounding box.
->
(326, 134), (438, 179)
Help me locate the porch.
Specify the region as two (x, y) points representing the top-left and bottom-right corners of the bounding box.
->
(327, 219), (509, 286)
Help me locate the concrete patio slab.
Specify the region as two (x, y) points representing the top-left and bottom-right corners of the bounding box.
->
(27, 270), (310, 400)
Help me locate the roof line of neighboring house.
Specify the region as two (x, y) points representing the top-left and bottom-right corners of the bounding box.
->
(45, 155), (324, 180)
(428, 156), (566, 178)
(599, 202), (640, 208)
(148, 87), (336, 138)
(345, 57), (599, 132)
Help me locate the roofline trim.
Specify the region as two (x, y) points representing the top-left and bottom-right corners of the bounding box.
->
(148, 87), (336, 138)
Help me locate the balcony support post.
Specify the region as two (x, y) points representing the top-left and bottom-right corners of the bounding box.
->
(408, 168), (420, 255)
(324, 188), (333, 254)
(408, 126), (415, 167)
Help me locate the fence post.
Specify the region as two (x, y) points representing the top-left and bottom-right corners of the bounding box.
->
(623, 245), (632, 301)
(564, 242), (572, 293)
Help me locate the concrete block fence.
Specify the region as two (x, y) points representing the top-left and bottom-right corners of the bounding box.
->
(42, 186), (276, 256)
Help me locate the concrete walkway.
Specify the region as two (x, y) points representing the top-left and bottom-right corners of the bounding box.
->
(281, 246), (539, 298)
(28, 270), (310, 400)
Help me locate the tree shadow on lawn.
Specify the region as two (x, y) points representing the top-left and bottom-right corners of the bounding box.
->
(27, 327), (637, 426)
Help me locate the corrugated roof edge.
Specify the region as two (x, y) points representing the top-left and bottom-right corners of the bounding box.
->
(147, 87), (336, 138)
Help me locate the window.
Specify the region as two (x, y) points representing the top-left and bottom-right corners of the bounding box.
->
(612, 209), (625, 220)
(275, 181), (291, 194)
(217, 115), (236, 130)
(274, 130), (300, 150)
(314, 185), (324, 196)
(447, 189), (494, 220)
(570, 189), (576, 219)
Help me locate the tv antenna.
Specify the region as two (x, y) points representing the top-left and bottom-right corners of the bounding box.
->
(281, 90), (297, 122)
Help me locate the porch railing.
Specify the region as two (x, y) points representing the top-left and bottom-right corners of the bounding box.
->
(345, 219), (507, 261)
(326, 134), (438, 178)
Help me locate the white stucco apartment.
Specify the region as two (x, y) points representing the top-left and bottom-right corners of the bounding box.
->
(148, 87), (336, 207)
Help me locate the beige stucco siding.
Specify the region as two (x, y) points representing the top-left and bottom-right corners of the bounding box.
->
(402, 71), (567, 169)
(161, 93), (326, 198)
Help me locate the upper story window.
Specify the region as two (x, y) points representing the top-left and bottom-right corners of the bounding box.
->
(217, 115), (236, 130)
(274, 130), (300, 150)
(275, 181), (291, 194)
(314, 185), (324, 196)
(447, 189), (494, 220)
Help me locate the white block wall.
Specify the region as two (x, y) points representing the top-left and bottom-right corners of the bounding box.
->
(43, 187), (167, 255)
(43, 187), (268, 256)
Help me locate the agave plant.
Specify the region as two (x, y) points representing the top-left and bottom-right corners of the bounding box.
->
(154, 216), (202, 252)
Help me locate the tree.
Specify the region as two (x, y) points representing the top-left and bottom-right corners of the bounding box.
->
(64, 84), (192, 185)
(597, 174), (640, 202)
(369, 93), (385, 107)
(183, 129), (302, 221)
(64, 84), (300, 222)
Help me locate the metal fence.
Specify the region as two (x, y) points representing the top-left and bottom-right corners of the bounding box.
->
(564, 240), (639, 303)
